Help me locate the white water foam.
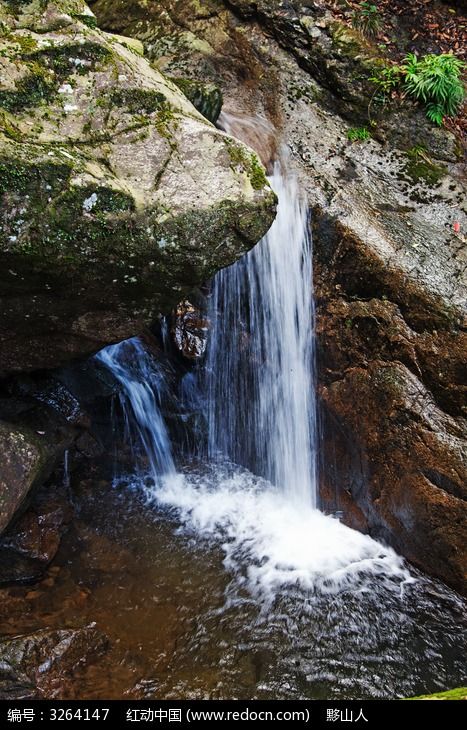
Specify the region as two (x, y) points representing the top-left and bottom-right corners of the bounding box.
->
(154, 466), (414, 603)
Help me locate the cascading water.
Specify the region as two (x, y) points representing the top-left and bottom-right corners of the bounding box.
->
(145, 115), (409, 598)
(206, 161), (317, 506)
(96, 337), (175, 488)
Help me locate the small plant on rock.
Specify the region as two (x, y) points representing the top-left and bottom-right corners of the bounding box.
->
(400, 52), (466, 126)
(369, 64), (401, 105)
(347, 126), (371, 142)
(352, 2), (381, 38)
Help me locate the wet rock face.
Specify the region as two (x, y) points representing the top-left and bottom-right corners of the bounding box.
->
(171, 300), (209, 361)
(0, 371), (81, 536)
(314, 216), (467, 595)
(0, 423), (45, 534)
(0, 0), (276, 375)
(319, 360), (467, 594)
(0, 625), (109, 699)
(0, 482), (73, 584)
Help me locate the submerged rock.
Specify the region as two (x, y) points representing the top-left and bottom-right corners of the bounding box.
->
(0, 0), (276, 375)
(0, 625), (109, 699)
(0, 547), (44, 587)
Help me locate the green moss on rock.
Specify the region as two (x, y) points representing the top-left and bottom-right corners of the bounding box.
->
(3, 0), (40, 11)
(111, 88), (169, 114)
(0, 155), (72, 195)
(0, 1), (276, 374)
(10, 33), (38, 53)
(0, 65), (55, 111)
(330, 22), (374, 60)
(170, 76), (222, 123)
(30, 41), (112, 74)
(0, 39), (113, 112)
(224, 138), (268, 191)
(0, 112), (22, 140)
(155, 106), (178, 144)
(72, 12), (97, 28)
(403, 147), (447, 185)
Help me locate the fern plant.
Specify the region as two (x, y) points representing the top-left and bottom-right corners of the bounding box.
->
(352, 2), (381, 38)
(401, 52), (465, 125)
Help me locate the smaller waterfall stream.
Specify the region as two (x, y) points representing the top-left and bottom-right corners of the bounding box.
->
(96, 338), (175, 487)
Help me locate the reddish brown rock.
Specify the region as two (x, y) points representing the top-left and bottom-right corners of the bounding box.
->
(320, 361), (467, 594)
(0, 587), (31, 625)
(313, 215), (466, 596)
(1, 487), (73, 566)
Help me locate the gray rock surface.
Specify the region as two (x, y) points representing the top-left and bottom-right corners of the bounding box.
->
(0, 421), (71, 534)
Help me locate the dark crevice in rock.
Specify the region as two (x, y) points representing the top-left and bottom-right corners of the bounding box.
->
(0, 547), (45, 587)
(422, 469), (467, 504)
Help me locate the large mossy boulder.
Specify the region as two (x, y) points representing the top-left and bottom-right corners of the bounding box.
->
(0, 0), (276, 374)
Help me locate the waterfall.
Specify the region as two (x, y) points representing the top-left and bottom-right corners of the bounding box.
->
(96, 337), (175, 486)
(96, 118), (411, 599)
(206, 160), (317, 507)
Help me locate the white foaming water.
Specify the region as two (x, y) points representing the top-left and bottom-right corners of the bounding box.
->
(155, 467), (412, 601)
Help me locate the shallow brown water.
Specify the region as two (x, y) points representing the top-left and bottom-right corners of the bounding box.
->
(3, 465), (466, 700)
